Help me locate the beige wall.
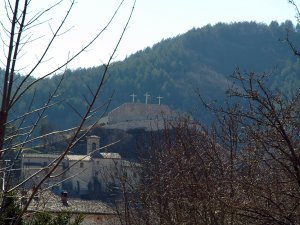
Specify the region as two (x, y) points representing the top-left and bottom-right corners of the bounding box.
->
(21, 154), (139, 194)
(108, 103), (173, 124)
(66, 159), (93, 193)
(87, 136), (100, 155)
(21, 154), (63, 188)
(67, 158), (122, 192)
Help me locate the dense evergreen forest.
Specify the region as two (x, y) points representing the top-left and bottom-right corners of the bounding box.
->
(1, 21), (300, 130)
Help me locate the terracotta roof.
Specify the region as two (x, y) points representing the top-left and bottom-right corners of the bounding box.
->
(88, 135), (100, 138)
(22, 153), (60, 159)
(100, 153), (121, 159)
(24, 191), (115, 215)
(66, 155), (92, 161)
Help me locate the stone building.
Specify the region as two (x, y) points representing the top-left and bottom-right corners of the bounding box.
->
(107, 103), (174, 124)
(21, 153), (64, 189)
(22, 190), (119, 225)
(21, 135), (138, 195)
(102, 103), (178, 131)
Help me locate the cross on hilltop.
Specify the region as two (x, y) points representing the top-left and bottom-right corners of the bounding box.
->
(157, 96), (163, 105)
(130, 93), (137, 103)
(128, 93), (164, 105)
(144, 92), (150, 104)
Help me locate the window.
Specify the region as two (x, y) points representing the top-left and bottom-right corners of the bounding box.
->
(97, 161), (99, 165)
(92, 142), (97, 151)
(62, 162), (67, 169)
(43, 162), (47, 167)
(95, 171), (99, 176)
(80, 162), (84, 168)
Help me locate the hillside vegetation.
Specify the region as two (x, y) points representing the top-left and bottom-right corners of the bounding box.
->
(1, 21), (300, 130)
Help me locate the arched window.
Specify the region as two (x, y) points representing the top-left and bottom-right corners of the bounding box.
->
(92, 142), (97, 151)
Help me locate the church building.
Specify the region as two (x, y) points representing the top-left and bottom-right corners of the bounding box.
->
(21, 135), (137, 195)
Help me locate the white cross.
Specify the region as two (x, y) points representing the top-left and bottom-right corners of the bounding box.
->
(144, 92), (150, 104)
(130, 93), (137, 103)
(157, 96), (163, 105)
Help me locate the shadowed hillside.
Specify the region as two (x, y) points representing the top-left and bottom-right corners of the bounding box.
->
(2, 21), (300, 130)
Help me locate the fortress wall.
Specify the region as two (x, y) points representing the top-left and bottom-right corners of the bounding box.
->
(108, 103), (173, 124)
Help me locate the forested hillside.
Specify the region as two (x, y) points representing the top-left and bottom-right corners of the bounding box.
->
(2, 21), (300, 130)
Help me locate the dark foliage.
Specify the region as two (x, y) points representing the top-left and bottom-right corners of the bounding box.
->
(1, 21), (299, 131)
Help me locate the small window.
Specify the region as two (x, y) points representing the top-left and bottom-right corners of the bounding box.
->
(80, 162), (84, 168)
(43, 162), (47, 167)
(92, 142), (97, 151)
(97, 161), (99, 165)
(95, 171), (99, 176)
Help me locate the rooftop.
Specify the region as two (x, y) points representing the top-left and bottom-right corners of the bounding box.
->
(100, 153), (121, 159)
(66, 155), (92, 161)
(22, 153), (60, 159)
(23, 191), (115, 215)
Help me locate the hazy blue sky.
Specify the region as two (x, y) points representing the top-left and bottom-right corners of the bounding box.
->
(0, 0), (298, 76)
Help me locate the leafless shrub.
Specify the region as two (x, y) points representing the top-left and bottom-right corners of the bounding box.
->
(0, 0), (136, 224)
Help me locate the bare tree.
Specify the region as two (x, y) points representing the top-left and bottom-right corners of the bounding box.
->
(113, 119), (233, 225)
(114, 2), (300, 222)
(0, 0), (136, 224)
(114, 71), (300, 225)
(221, 71), (300, 224)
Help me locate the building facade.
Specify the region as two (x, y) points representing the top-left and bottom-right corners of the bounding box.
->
(21, 135), (138, 195)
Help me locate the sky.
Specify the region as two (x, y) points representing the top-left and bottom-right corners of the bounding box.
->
(0, 0), (298, 77)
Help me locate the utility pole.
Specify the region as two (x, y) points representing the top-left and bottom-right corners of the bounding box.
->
(1, 160), (11, 191)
